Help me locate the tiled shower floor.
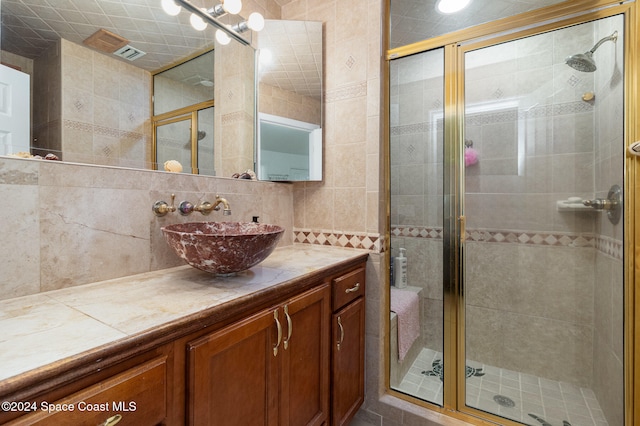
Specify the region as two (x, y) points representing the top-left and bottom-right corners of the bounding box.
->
(394, 348), (609, 426)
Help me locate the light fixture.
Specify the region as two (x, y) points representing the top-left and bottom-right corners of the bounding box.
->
(190, 9), (208, 31)
(208, 0), (242, 18)
(436, 0), (471, 14)
(169, 0), (264, 46)
(216, 29), (231, 45)
(232, 12), (265, 33)
(161, 0), (182, 16)
(222, 0), (242, 15)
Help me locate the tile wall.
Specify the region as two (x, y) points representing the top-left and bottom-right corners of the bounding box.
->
(259, 82), (321, 125)
(58, 39), (151, 169)
(272, 2), (387, 422)
(0, 156), (294, 300)
(29, 39), (152, 169)
(214, 37), (256, 177)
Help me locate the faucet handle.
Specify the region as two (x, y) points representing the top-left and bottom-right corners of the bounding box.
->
(153, 194), (176, 216)
(194, 201), (214, 215)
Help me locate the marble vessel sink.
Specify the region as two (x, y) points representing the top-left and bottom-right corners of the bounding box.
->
(161, 222), (285, 275)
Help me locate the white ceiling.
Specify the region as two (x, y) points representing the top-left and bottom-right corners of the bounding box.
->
(390, 0), (568, 48)
(257, 19), (322, 100)
(1, 0), (225, 71)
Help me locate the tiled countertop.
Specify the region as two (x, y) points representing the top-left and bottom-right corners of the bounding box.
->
(0, 245), (368, 386)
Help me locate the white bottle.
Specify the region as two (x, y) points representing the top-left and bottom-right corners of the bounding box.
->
(394, 248), (408, 288)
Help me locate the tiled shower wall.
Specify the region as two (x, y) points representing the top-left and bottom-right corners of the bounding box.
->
(389, 16), (624, 423)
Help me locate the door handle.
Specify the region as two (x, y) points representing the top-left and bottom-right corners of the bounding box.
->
(273, 309), (282, 356)
(345, 282), (360, 293)
(337, 316), (344, 351)
(283, 305), (293, 350)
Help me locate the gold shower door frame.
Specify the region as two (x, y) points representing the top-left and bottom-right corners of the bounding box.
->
(152, 99), (215, 174)
(384, 1), (639, 425)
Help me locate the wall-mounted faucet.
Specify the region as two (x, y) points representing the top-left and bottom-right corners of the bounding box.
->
(177, 195), (232, 216)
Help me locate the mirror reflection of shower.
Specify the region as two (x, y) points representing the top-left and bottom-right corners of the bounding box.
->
(565, 31), (618, 72)
(183, 130), (207, 148)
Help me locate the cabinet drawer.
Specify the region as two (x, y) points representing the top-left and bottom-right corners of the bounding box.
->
(9, 356), (167, 426)
(332, 267), (365, 310)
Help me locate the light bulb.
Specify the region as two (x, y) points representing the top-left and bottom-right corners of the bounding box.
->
(161, 0), (182, 16)
(247, 12), (264, 31)
(216, 29), (231, 45)
(190, 10), (208, 31)
(436, 0), (471, 14)
(223, 0), (242, 15)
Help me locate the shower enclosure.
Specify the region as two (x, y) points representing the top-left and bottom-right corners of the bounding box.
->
(388, 10), (626, 426)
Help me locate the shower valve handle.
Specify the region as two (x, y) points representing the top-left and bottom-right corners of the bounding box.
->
(582, 198), (612, 210)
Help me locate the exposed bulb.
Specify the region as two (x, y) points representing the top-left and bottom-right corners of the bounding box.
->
(436, 0), (471, 14)
(223, 0), (242, 15)
(247, 12), (265, 31)
(216, 29), (231, 45)
(161, 0), (182, 16)
(190, 10), (208, 31)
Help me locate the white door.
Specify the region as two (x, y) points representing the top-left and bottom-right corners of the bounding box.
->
(0, 64), (30, 155)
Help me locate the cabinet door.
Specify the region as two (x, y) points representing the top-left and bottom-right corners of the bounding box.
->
(280, 284), (331, 426)
(188, 308), (279, 426)
(331, 297), (365, 426)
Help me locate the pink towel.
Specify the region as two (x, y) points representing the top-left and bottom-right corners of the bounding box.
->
(390, 288), (420, 362)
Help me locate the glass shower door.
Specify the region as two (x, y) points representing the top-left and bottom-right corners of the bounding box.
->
(462, 15), (625, 426)
(389, 47), (445, 406)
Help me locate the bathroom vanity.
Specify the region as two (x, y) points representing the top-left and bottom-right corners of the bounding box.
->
(0, 245), (368, 426)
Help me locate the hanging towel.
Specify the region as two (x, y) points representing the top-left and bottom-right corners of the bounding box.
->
(390, 287), (420, 362)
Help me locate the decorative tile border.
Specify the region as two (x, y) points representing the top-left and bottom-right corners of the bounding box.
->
(325, 81), (367, 103)
(62, 119), (147, 140)
(293, 229), (381, 252)
(221, 111), (252, 125)
(391, 225), (623, 260)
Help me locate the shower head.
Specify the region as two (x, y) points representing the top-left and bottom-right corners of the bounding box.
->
(565, 31), (617, 72)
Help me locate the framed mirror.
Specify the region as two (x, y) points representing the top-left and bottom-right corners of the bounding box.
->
(0, 0), (254, 173)
(256, 20), (323, 181)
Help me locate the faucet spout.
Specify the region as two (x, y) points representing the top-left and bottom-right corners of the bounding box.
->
(213, 195), (232, 215)
(194, 195), (231, 215)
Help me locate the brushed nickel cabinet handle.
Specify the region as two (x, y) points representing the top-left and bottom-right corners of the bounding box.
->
(283, 305), (293, 350)
(102, 414), (123, 426)
(337, 316), (344, 351)
(273, 309), (282, 356)
(345, 283), (360, 293)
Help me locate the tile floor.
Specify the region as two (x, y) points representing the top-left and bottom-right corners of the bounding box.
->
(394, 348), (610, 426)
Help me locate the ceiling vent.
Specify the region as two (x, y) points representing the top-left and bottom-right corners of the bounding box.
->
(113, 45), (147, 61)
(83, 29), (129, 54)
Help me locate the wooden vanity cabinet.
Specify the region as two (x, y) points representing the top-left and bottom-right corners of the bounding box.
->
(1, 258), (368, 426)
(187, 282), (331, 426)
(331, 266), (366, 426)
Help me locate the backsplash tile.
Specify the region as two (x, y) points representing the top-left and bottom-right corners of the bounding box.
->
(0, 157), (295, 300)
